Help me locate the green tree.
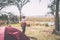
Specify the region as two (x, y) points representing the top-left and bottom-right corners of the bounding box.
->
(48, 0), (60, 34)
(48, 0), (60, 15)
(8, 12), (19, 23)
(0, 14), (8, 20)
(0, 0), (30, 21)
(48, 0), (56, 15)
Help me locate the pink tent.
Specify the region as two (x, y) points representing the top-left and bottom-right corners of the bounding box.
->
(0, 26), (30, 40)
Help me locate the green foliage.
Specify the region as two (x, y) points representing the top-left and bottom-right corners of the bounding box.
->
(48, 0), (56, 15)
(7, 12), (19, 23)
(48, 0), (60, 15)
(0, 14), (8, 20)
(0, 0), (6, 2)
(0, 0), (30, 9)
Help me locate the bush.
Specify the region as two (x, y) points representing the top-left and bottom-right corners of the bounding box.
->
(27, 24), (30, 27)
(45, 23), (49, 27)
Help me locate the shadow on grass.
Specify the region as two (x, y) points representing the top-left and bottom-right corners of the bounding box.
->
(52, 29), (60, 35)
(28, 36), (37, 40)
(56, 38), (60, 40)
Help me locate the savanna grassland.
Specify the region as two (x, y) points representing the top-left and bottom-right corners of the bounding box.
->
(0, 16), (60, 40)
(10, 21), (60, 40)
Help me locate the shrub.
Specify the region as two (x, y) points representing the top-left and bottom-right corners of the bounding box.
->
(45, 23), (49, 27)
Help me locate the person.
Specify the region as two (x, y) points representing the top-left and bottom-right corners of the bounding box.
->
(0, 26), (30, 40)
(21, 16), (26, 33)
(6, 20), (9, 26)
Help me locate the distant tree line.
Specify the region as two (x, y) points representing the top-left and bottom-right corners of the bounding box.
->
(0, 14), (8, 20)
(0, 12), (19, 24)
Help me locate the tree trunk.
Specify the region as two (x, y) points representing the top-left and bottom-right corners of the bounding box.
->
(55, 0), (59, 31)
(15, 2), (22, 21)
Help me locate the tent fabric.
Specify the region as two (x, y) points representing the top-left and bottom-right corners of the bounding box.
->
(0, 26), (30, 40)
(0, 27), (5, 40)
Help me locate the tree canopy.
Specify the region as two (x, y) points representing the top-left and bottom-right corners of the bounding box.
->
(0, 0), (29, 10)
(48, 0), (60, 15)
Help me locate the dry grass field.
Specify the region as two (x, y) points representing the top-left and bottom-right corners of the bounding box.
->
(7, 21), (60, 40)
(0, 16), (60, 40)
(26, 17), (54, 22)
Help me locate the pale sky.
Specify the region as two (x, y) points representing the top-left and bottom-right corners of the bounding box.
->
(1, 0), (52, 17)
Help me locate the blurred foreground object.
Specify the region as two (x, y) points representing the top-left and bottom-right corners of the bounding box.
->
(0, 26), (30, 40)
